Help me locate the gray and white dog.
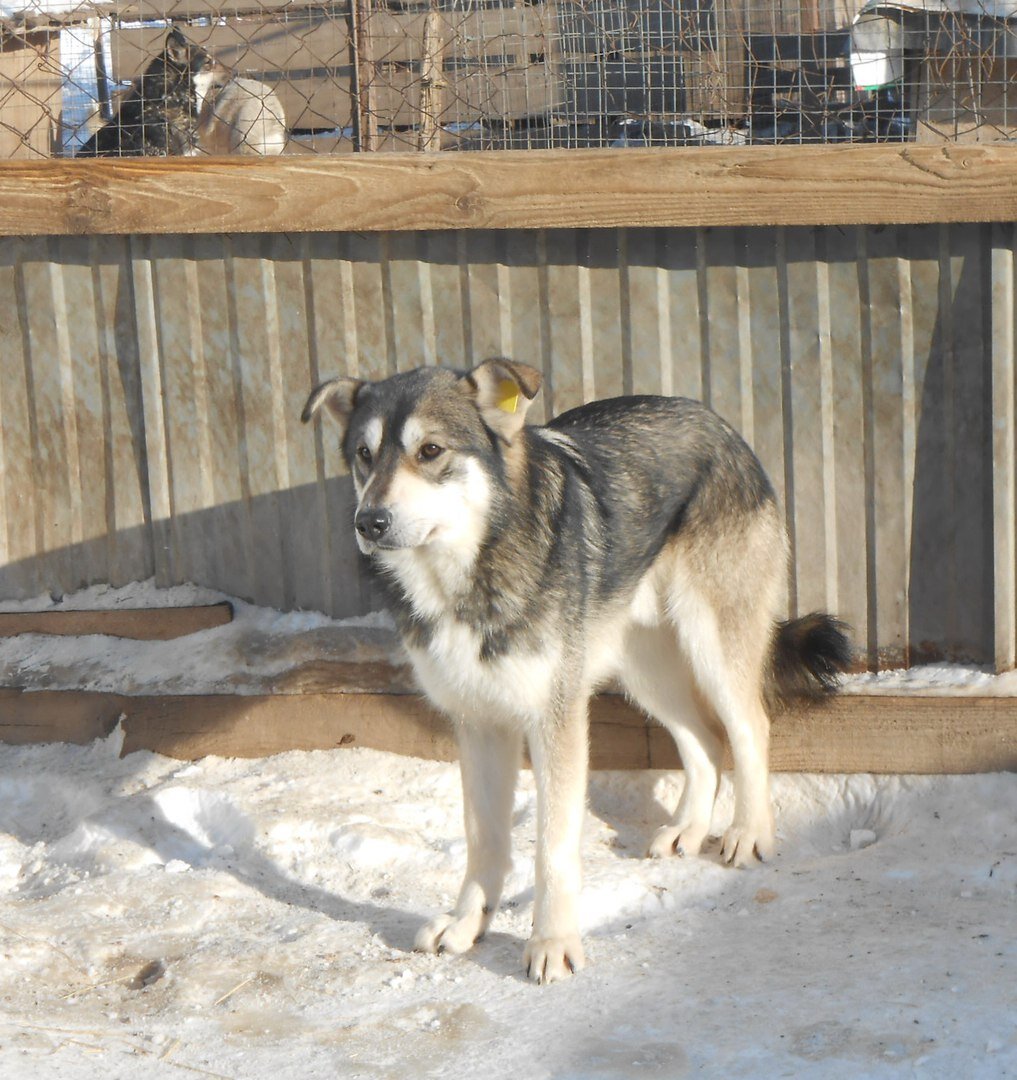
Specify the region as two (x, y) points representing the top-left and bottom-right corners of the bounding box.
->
(302, 359), (850, 984)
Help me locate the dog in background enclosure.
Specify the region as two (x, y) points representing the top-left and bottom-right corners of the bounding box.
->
(302, 360), (852, 984)
(194, 60), (287, 157)
(77, 28), (286, 158)
(77, 28), (208, 157)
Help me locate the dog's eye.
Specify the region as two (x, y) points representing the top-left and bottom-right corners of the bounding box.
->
(418, 443), (444, 462)
(356, 446), (372, 467)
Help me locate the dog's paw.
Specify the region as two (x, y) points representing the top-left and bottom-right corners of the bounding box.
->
(414, 911), (485, 955)
(647, 820), (710, 859)
(523, 935), (585, 985)
(720, 819), (775, 867)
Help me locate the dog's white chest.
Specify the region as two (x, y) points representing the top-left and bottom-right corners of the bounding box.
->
(406, 619), (559, 728)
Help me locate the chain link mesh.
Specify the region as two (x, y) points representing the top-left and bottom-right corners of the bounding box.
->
(1, 0), (1016, 156)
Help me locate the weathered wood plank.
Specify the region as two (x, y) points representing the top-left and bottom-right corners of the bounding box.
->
(89, 234), (153, 586)
(4, 146), (1017, 238)
(0, 687), (1014, 774)
(0, 239), (40, 585)
(0, 603), (234, 640)
(824, 226), (868, 650)
(863, 224), (909, 666)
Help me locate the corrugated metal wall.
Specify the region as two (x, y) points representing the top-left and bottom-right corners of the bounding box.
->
(0, 224), (1011, 669)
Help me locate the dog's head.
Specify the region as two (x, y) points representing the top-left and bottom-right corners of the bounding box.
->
(302, 360), (541, 557)
(141, 28), (211, 97)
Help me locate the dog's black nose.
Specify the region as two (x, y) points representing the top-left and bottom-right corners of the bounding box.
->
(355, 508), (392, 541)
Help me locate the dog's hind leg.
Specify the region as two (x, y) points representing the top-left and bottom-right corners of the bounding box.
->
(709, 682), (773, 866)
(649, 716), (723, 859)
(619, 626), (723, 858)
(661, 510), (785, 867)
(415, 723), (521, 955)
(667, 590), (775, 868)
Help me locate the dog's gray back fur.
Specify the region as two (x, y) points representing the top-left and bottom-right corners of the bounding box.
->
(544, 395), (775, 601)
(329, 369), (770, 651)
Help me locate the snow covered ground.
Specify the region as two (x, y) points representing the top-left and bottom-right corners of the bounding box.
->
(0, 732), (1014, 1079)
(0, 582), (407, 696)
(0, 581), (1015, 1077)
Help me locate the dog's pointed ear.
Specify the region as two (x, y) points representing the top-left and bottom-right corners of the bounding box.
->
(459, 358), (541, 444)
(165, 28), (190, 64)
(301, 377), (364, 441)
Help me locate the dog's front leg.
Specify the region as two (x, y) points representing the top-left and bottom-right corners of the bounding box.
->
(524, 697), (589, 984)
(415, 722), (521, 956)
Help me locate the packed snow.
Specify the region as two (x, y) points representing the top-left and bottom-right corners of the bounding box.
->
(0, 581), (1015, 1077)
(0, 731), (1014, 1079)
(0, 582), (407, 696)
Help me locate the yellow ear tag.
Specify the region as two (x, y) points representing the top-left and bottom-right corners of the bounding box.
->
(496, 379), (520, 414)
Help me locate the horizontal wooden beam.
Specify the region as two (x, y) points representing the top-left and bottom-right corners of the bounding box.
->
(1, 688), (1014, 773)
(0, 603), (233, 640)
(2, 145), (1017, 237)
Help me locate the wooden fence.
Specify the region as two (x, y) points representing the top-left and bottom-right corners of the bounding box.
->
(0, 146), (1016, 674)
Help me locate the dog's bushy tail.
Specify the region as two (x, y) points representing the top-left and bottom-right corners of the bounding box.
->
(767, 613), (852, 710)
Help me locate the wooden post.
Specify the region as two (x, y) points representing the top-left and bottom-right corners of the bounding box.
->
(93, 18), (112, 121)
(418, 9), (447, 152)
(712, 0), (746, 118)
(802, 0), (821, 34)
(349, 0), (379, 152)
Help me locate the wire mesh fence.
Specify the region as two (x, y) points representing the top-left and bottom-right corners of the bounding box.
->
(2, 0), (1017, 158)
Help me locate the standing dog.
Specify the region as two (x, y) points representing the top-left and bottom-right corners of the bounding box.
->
(302, 361), (850, 983)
